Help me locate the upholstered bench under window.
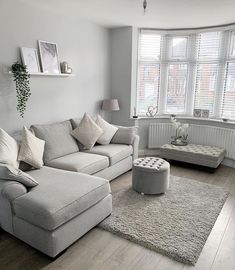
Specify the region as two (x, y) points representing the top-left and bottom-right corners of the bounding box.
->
(160, 144), (226, 168)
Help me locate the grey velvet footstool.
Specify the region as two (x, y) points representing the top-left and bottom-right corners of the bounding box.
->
(132, 157), (170, 195)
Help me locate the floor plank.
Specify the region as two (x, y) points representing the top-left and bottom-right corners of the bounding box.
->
(0, 164), (234, 270)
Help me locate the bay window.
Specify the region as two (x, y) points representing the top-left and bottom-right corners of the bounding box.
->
(136, 28), (235, 120)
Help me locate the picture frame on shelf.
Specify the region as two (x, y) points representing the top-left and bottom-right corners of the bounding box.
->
(20, 47), (40, 73)
(201, 109), (210, 118)
(193, 109), (202, 118)
(38, 40), (60, 74)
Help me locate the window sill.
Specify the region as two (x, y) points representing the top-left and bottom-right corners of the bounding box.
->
(130, 115), (235, 126)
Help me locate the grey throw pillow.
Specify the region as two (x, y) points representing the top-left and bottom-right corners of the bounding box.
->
(0, 163), (38, 187)
(111, 126), (137, 145)
(31, 120), (79, 163)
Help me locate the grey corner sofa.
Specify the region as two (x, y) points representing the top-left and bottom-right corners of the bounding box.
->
(0, 119), (139, 258)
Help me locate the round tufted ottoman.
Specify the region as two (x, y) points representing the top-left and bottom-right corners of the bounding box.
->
(132, 157), (170, 195)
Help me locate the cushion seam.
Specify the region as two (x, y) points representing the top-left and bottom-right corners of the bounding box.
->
(79, 158), (109, 172)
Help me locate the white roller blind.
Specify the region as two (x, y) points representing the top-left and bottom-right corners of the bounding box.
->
(140, 31), (161, 61)
(231, 33), (235, 56)
(197, 32), (221, 60)
(166, 64), (188, 113)
(194, 32), (221, 116)
(136, 28), (235, 120)
(222, 62), (235, 119)
(194, 63), (218, 115)
(137, 31), (161, 115)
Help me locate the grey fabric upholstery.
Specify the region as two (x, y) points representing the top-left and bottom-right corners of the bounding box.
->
(132, 157), (170, 194)
(31, 121), (79, 163)
(0, 179), (27, 202)
(0, 179), (27, 234)
(13, 167), (111, 231)
(46, 152), (109, 174)
(160, 144), (226, 168)
(0, 195), (14, 234)
(84, 144), (133, 166)
(132, 135), (140, 161)
(0, 119), (139, 258)
(111, 126), (137, 145)
(94, 156), (132, 181)
(13, 195), (112, 257)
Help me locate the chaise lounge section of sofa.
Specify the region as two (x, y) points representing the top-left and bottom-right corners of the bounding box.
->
(0, 118), (139, 257)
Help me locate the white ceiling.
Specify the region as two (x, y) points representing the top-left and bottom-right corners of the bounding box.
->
(26, 0), (235, 29)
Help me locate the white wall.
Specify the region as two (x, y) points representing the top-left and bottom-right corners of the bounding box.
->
(0, 0), (110, 133)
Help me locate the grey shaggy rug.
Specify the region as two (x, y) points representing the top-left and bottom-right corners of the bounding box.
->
(99, 176), (228, 265)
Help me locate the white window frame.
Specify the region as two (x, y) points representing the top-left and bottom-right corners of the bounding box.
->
(134, 27), (235, 120)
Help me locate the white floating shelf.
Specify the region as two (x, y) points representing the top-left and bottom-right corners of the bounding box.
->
(6, 70), (75, 77)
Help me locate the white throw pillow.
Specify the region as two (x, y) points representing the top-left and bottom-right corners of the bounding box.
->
(71, 113), (103, 150)
(0, 163), (38, 188)
(0, 128), (19, 168)
(96, 115), (118, 145)
(18, 126), (45, 169)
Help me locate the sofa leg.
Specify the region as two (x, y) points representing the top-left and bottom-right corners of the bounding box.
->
(51, 248), (68, 260)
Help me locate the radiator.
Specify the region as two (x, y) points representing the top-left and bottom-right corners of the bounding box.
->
(148, 123), (235, 159)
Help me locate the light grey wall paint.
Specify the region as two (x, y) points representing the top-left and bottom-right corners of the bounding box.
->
(110, 27), (133, 126)
(0, 0), (110, 133)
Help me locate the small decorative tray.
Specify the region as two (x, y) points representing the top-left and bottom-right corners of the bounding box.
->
(171, 141), (188, 146)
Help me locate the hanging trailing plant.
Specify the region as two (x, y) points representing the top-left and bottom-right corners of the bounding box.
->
(11, 62), (31, 118)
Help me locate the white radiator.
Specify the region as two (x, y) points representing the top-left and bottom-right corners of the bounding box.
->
(148, 123), (235, 160)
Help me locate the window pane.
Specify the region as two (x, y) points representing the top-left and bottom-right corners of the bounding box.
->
(166, 64), (188, 114)
(140, 33), (161, 61)
(222, 62), (235, 119)
(171, 37), (187, 59)
(231, 33), (235, 56)
(197, 32), (221, 60)
(194, 64), (218, 116)
(137, 63), (160, 115)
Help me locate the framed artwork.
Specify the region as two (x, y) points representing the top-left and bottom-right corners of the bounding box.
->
(201, 109), (210, 118)
(38, 40), (60, 74)
(193, 109), (201, 118)
(20, 47), (40, 73)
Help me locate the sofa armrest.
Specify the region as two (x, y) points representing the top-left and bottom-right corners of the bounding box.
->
(0, 180), (27, 202)
(132, 135), (139, 161)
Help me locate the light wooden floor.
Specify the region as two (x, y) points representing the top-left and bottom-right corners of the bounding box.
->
(0, 164), (235, 270)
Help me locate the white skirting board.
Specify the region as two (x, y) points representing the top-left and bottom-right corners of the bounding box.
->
(138, 149), (235, 169)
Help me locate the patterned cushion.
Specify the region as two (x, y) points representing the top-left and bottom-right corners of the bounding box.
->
(18, 127), (45, 169)
(0, 128), (19, 168)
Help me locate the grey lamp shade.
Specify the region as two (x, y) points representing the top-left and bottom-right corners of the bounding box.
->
(102, 99), (120, 111)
